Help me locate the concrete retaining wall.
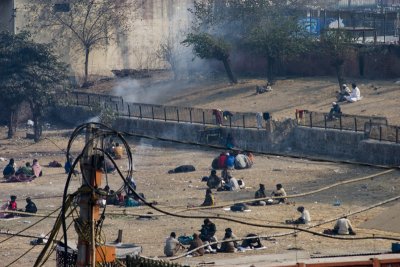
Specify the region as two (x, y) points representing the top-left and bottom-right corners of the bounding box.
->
(290, 127), (365, 160)
(53, 105), (400, 167)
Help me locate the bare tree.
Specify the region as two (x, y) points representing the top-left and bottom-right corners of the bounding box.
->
(29, 0), (140, 85)
(156, 37), (180, 80)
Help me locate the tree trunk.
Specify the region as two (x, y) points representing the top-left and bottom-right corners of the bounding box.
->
(267, 56), (275, 85)
(334, 60), (345, 91)
(84, 47), (90, 84)
(33, 115), (42, 143)
(222, 57), (237, 84)
(7, 109), (17, 139)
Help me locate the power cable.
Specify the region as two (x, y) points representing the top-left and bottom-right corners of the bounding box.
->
(51, 122), (400, 265)
(0, 207), (61, 245)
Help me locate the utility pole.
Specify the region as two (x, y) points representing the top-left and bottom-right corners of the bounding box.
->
(77, 124), (100, 267)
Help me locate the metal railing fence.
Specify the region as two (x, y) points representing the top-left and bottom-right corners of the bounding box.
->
(63, 91), (266, 129)
(365, 122), (400, 143)
(60, 92), (395, 140)
(295, 110), (388, 132)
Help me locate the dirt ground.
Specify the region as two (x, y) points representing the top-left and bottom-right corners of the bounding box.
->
(1, 76), (400, 267)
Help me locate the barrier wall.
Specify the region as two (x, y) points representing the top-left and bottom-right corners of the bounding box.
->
(53, 105), (400, 167)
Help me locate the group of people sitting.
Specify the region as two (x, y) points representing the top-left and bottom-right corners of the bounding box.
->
(2, 158), (43, 182)
(0, 195), (38, 218)
(212, 151), (254, 170)
(328, 83), (362, 120)
(253, 183), (287, 206)
(164, 212), (356, 257)
(337, 83), (362, 103)
(201, 169), (246, 206)
(164, 218), (265, 257)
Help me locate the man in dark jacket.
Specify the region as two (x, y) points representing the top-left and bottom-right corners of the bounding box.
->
(199, 218), (217, 243)
(3, 159), (15, 178)
(207, 170), (222, 189)
(25, 197), (37, 214)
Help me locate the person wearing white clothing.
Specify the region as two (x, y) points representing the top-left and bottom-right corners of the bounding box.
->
(345, 83), (362, 103)
(294, 206), (311, 224)
(333, 217), (356, 235)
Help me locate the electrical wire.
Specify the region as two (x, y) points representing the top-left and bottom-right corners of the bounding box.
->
(0, 207), (61, 245)
(46, 122), (400, 265)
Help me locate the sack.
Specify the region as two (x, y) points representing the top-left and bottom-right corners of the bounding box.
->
(48, 161), (62, 167)
(230, 203), (248, 212)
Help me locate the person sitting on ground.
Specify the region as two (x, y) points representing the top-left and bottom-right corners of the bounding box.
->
(271, 183), (287, 204)
(113, 142), (123, 159)
(201, 189), (214, 207)
(168, 165), (196, 174)
(225, 153), (235, 169)
(3, 158), (16, 179)
(105, 138), (115, 156)
(333, 216), (356, 235)
(245, 151), (255, 164)
(221, 169), (230, 184)
(288, 206), (311, 225)
(188, 233), (204, 256)
(15, 162), (34, 176)
(207, 170), (222, 189)
(345, 83), (362, 103)
(217, 231), (236, 253)
(199, 218), (217, 249)
(337, 83), (351, 102)
(328, 102), (342, 120)
(253, 184), (267, 206)
(225, 228), (238, 248)
(220, 174), (240, 191)
(124, 195), (140, 207)
(101, 157), (115, 173)
(218, 153), (228, 169)
(106, 190), (120, 205)
(5, 195), (18, 218)
(32, 159), (42, 177)
(164, 232), (185, 257)
(124, 176), (136, 196)
(25, 197), (37, 214)
(64, 156), (79, 175)
(240, 234), (264, 249)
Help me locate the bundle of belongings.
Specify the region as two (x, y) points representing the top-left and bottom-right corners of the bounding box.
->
(212, 152), (253, 170)
(168, 165), (196, 174)
(230, 203), (249, 212)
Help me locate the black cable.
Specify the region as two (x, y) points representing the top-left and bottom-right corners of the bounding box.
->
(56, 123), (400, 265)
(0, 207), (61, 245)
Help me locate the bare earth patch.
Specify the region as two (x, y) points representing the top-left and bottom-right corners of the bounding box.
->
(1, 76), (400, 266)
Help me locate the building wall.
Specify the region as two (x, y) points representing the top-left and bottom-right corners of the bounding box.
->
(0, 0), (14, 33)
(8, 0), (193, 79)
